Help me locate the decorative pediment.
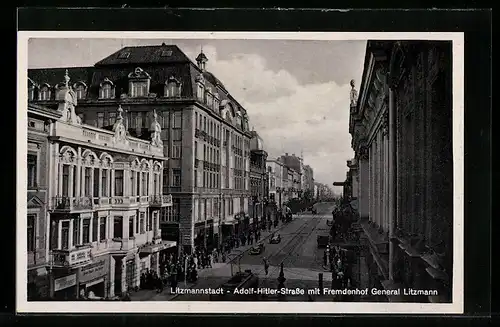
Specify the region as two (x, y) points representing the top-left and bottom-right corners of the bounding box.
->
(27, 194), (44, 208)
(166, 76), (181, 86)
(195, 72), (205, 84)
(128, 67), (151, 80)
(99, 77), (114, 87)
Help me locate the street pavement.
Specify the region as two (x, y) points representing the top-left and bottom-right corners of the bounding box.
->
(130, 202), (344, 302)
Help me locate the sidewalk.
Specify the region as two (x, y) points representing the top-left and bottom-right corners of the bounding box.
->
(130, 221), (290, 301)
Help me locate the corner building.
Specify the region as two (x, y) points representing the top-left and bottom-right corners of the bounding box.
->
(28, 44), (253, 255)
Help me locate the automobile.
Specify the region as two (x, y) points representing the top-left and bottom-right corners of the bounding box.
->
(311, 208), (318, 215)
(250, 243), (265, 255)
(269, 233), (281, 244)
(317, 235), (329, 248)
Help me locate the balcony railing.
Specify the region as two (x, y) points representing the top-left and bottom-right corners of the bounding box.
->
(149, 194), (173, 207)
(52, 196), (92, 211)
(111, 196), (138, 206)
(51, 245), (92, 267)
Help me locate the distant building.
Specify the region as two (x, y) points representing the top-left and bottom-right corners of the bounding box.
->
(266, 158), (285, 208)
(249, 131), (268, 227)
(279, 153), (303, 198)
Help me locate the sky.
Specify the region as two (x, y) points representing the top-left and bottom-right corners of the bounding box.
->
(28, 38), (367, 189)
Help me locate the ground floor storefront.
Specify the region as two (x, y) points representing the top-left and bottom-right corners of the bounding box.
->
(27, 266), (50, 301)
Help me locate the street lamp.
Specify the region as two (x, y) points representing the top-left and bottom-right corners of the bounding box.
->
(277, 262), (286, 290)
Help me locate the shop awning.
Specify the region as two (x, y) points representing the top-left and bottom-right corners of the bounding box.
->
(139, 241), (177, 255)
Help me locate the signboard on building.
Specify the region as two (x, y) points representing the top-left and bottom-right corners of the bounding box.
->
(79, 256), (110, 284)
(69, 247), (92, 266)
(54, 274), (77, 292)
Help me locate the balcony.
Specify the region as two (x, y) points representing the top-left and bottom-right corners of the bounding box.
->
(149, 194), (173, 207)
(195, 129), (200, 138)
(51, 245), (92, 268)
(52, 196), (92, 212)
(111, 196), (139, 207)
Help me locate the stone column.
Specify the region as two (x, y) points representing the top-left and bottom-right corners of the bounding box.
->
(68, 219), (74, 249)
(378, 131), (383, 231)
(109, 256), (115, 297)
(79, 216), (84, 245)
(58, 163), (63, 197)
(388, 88), (396, 281)
(57, 220), (62, 249)
(110, 169), (115, 197)
(90, 216), (94, 243)
(105, 215), (110, 240)
(80, 166), (85, 197)
(68, 165), (74, 198)
(123, 215), (129, 239)
(135, 253), (141, 288)
(75, 161), (81, 198)
(98, 169), (102, 197)
(359, 156), (370, 219)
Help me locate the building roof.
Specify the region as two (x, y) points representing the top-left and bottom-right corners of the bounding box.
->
(28, 67), (93, 89)
(95, 44), (192, 66)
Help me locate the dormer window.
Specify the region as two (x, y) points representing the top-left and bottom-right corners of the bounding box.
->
(206, 91), (213, 108)
(197, 84), (204, 101)
(28, 78), (37, 101)
(99, 78), (115, 99)
(128, 67), (151, 98)
(131, 81), (148, 97)
(118, 52), (130, 59)
(164, 76), (182, 98)
(161, 50), (173, 57)
(39, 84), (51, 101)
(74, 82), (87, 100)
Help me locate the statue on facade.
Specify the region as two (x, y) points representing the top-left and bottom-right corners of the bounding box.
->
(58, 69), (81, 125)
(150, 109), (163, 147)
(112, 105), (128, 145)
(350, 79), (358, 107)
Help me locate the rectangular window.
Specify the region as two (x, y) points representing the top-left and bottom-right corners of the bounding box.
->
(92, 214), (98, 242)
(113, 216), (123, 239)
(172, 144), (182, 158)
(129, 112), (137, 129)
(61, 221), (70, 250)
(132, 82), (148, 97)
(195, 112), (198, 129)
(27, 153), (37, 189)
(172, 129), (182, 141)
(194, 169), (198, 187)
(82, 218), (90, 244)
(148, 214), (153, 232)
(101, 169), (108, 197)
(97, 112), (105, 128)
(204, 117), (207, 132)
(99, 217), (106, 242)
(109, 112), (117, 126)
(173, 112), (182, 128)
(137, 171), (141, 196)
(173, 169), (181, 187)
(73, 219), (80, 246)
(129, 216), (134, 238)
(140, 213), (145, 234)
(114, 170), (124, 196)
(84, 167), (92, 196)
(93, 168), (99, 197)
(135, 210), (140, 232)
(27, 214), (35, 252)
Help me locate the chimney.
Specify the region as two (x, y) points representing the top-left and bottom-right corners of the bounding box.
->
(285, 153), (288, 156)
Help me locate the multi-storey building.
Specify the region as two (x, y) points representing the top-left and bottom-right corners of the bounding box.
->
(26, 74), (173, 300)
(27, 103), (63, 300)
(302, 164), (315, 199)
(28, 44), (254, 254)
(279, 153), (303, 198)
(248, 131), (268, 226)
(349, 41), (453, 302)
(266, 158), (284, 208)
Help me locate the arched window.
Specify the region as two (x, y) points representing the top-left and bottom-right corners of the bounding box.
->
(39, 84), (51, 101)
(74, 82), (87, 100)
(165, 76), (182, 98)
(99, 79), (115, 99)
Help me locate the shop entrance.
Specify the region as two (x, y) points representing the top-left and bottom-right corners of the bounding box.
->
(54, 285), (76, 300)
(126, 259), (137, 291)
(82, 278), (105, 298)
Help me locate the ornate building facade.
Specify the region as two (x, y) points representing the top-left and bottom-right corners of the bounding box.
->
(28, 44), (254, 254)
(27, 73), (173, 300)
(249, 131), (269, 227)
(349, 41), (453, 302)
(266, 158), (285, 208)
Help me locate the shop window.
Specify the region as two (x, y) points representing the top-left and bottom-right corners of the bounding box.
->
(27, 153), (37, 189)
(82, 218), (91, 244)
(99, 217), (106, 242)
(113, 216), (123, 239)
(27, 214), (35, 252)
(114, 170), (124, 196)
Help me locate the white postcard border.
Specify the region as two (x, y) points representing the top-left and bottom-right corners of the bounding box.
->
(16, 31), (464, 314)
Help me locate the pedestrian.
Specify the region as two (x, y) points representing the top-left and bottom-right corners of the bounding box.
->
(263, 257), (270, 275)
(323, 250), (327, 267)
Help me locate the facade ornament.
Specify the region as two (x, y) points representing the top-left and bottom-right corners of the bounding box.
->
(350, 79), (358, 107)
(58, 69), (81, 125)
(358, 145), (369, 161)
(150, 109), (163, 147)
(382, 111), (389, 135)
(112, 105), (129, 145)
